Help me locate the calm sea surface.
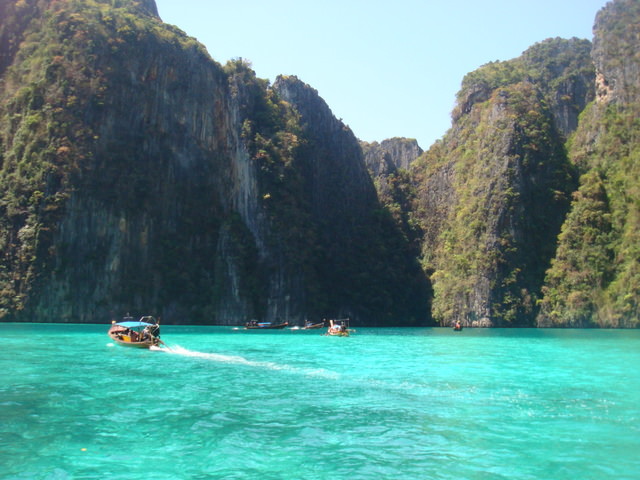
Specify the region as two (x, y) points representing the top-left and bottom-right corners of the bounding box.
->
(1, 324), (638, 480)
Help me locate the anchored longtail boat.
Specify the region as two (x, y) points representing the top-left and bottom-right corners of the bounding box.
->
(244, 320), (289, 330)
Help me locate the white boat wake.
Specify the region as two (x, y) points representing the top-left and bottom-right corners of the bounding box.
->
(151, 344), (338, 379)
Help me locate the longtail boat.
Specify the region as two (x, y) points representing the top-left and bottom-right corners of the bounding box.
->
(108, 315), (162, 348)
(244, 320), (289, 330)
(326, 318), (351, 337)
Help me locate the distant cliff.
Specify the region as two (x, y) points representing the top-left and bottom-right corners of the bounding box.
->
(537, 0), (640, 327)
(362, 138), (423, 177)
(408, 37), (593, 327)
(0, 0), (429, 324)
(361, 137), (425, 272)
(404, 0), (639, 328)
(272, 77), (430, 325)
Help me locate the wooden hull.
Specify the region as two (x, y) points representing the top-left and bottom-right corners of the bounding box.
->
(327, 331), (349, 337)
(326, 318), (350, 336)
(108, 331), (157, 348)
(108, 329), (160, 348)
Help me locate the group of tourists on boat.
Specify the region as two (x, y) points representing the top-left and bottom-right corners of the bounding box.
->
(108, 315), (162, 348)
(326, 318), (351, 336)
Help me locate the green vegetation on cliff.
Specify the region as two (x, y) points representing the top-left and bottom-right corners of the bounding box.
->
(537, 0), (640, 328)
(1, 0), (638, 327)
(406, 1), (639, 328)
(407, 38), (585, 327)
(0, 0), (227, 321)
(273, 76), (430, 325)
(0, 0), (430, 325)
(539, 103), (640, 327)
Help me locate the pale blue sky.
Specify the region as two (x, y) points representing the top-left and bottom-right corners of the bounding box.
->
(154, 0), (610, 149)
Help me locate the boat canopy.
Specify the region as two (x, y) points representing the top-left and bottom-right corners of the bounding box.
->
(116, 321), (154, 330)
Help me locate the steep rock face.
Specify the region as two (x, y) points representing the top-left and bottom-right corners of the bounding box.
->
(521, 38), (595, 137)
(361, 137), (423, 177)
(361, 138), (422, 216)
(273, 76), (431, 325)
(538, 0), (640, 328)
(0, 0), (261, 323)
(131, 0), (159, 17)
(0, 0), (33, 75)
(0, 0), (430, 325)
(453, 38), (594, 140)
(273, 76), (377, 221)
(409, 142), (456, 269)
(591, 0), (640, 105)
(359, 140), (427, 291)
(0, 2), (269, 322)
(410, 40), (589, 327)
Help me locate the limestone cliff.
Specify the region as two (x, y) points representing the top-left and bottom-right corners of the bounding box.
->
(0, 0), (429, 324)
(410, 38), (590, 327)
(273, 76), (430, 325)
(360, 137), (425, 270)
(361, 138), (423, 177)
(537, 0), (640, 328)
(0, 0), (256, 323)
(3, 0), (637, 328)
(406, 0), (640, 328)
(591, 0), (640, 106)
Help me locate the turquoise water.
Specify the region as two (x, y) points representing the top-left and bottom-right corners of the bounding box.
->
(1, 325), (639, 480)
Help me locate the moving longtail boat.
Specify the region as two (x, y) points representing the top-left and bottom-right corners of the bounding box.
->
(108, 315), (163, 348)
